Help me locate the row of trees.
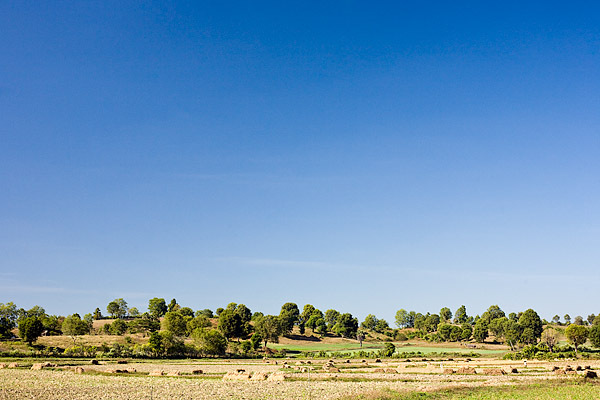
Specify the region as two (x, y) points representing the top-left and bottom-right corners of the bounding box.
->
(4, 300), (600, 356)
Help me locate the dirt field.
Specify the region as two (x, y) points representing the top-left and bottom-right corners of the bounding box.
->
(1, 358), (598, 400)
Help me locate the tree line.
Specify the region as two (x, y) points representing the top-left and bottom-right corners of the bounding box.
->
(2, 300), (600, 359)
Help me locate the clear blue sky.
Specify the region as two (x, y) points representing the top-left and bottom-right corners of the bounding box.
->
(1, 1), (599, 323)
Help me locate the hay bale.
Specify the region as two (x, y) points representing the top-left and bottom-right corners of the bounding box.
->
(192, 369), (203, 375)
(0, 363), (6, 369)
(250, 372), (268, 381)
(510, 368), (518, 374)
(91, 360), (100, 365)
(149, 370), (164, 376)
(8, 363), (19, 368)
(375, 358), (382, 363)
(167, 371), (181, 376)
(374, 368), (385, 373)
(457, 367), (477, 374)
(484, 369), (505, 376)
(31, 362), (55, 370)
(576, 366), (583, 371)
(223, 371), (251, 381)
(74, 367), (85, 374)
(385, 368), (397, 374)
(443, 368), (455, 374)
(267, 372), (286, 381)
(236, 369), (246, 373)
(584, 370), (598, 379)
(328, 367), (340, 373)
(554, 369), (566, 375)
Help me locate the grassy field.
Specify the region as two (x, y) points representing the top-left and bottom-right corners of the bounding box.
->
(268, 342), (506, 356)
(340, 382), (600, 399)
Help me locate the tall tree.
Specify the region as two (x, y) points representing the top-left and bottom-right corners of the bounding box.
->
(18, 316), (44, 345)
(565, 324), (588, 355)
(217, 309), (242, 341)
(453, 306), (468, 324)
(0, 302), (18, 339)
(518, 309), (543, 342)
(333, 313), (358, 338)
(107, 298), (128, 319)
(361, 314), (378, 330)
(254, 315), (282, 348)
(62, 314), (90, 346)
(161, 311), (187, 337)
(440, 307), (452, 322)
(395, 309), (411, 328)
(279, 303), (300, 335)
(148, 298), (167, 319)
(324, 309), (341, 328)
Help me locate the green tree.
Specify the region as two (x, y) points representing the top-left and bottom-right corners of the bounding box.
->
(489, 317), (508, 341)
(324, 309), (340, 328)
(162, 311), (188, 337)
(0, 302), (19, 339)
(301, 304), (316, 325)
(361, 314), (378, 330)
(250, 332), (263, 350)
(453, 305), (468, 324)
(332, 313), (358, 338)
(424, 314), (440, 333)
(107, 298), (128, 319)
(564, 314), (571, 325)
(179, 307), (194, 318)
(381, 342), (395, 357)
(438, 323), (453, 341)
(62, 314), (90, 345)
(375, 319), (389, 333)
(129, 307), (140, 317)
(93, 308), (102, 320)
(110, 318), (128, 335)
(167, 299), (180, 313)
(573, 315), (585, 325)
(187, 315), (211, 335)
(473, 320), (488, 343)
(587, 314), (596, 325)
(196, 309), (214, 318)
(589, 325), (600, 348)
(460, 323), (472, 341)
(254, 315), (282, 348)
(279, 303), (300, 335)
(565, 324), (589, 354)
(148, 331), (164, 357)
(18, 316), (44, 344)
(192, 328), (227, 356)
(518, 309), (543, 342)
(218, 309), (242, 341)
(395, 309), (411, 328)
(148, 298), (167, 319)
(552, 315), (560, 324)
(440, 307), (452, 322)
(503, 319), (521, 351)
(481, 305), (505, 325)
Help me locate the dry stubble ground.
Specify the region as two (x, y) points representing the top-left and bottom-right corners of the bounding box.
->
(1, 358), (599, 400)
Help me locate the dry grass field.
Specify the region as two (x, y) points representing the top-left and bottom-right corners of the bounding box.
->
(1, 357), (599, 400)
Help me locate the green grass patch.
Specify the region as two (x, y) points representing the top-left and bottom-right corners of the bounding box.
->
(339, 381), (600, 399)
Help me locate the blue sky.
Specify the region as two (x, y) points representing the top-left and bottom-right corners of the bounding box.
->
(1, 1), (599, 323)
